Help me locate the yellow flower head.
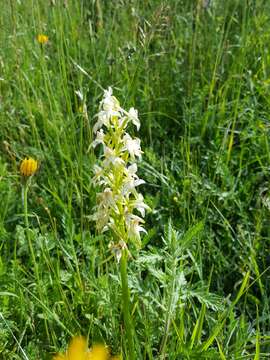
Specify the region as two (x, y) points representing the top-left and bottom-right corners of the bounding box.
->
(53, 337), (117, 360)
(37, 34), (49, 44)
(20, 158), (38, 177)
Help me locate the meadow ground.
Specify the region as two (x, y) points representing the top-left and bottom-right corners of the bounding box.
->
(1, 0), (270, 359)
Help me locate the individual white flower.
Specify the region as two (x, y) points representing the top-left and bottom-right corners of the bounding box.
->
(122, 134), (142, 159)
(91, 129), (105, 148)
(102, 87), (120, 112)
(93, 111), (109, 133)
(91, 208), (110, 231)
(97, 188), (121, 215)
(93, 165), (103, 184)
(126, 163), (137, 176)
(122, 164), (145, 196)
(122, 177), (145, 197)
(97, 188), (114, 207)
(93, 88), (122, 133)
(125, 213), (146, 246)
(103, 147), (125, 168)
(127, 107), (140, 131)
(109, 240), (128, 263)
(125, 164), (145, 185)
(93, 109), (119, 133)
(129, 194), (150, 217)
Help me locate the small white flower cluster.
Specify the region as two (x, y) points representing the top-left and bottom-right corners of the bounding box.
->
(92, 87), (149, 250)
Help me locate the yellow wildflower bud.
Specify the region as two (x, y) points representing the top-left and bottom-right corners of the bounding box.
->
(37, 34), (49, 44)
(20, 158), (38, 177)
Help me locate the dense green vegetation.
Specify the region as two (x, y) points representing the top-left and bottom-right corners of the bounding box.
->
(1, 0), (270, 358)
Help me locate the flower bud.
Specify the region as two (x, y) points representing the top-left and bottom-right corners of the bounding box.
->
(37, 34), (49, 45)
(20, 158), (38, 177)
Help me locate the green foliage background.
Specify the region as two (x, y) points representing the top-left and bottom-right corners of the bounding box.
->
(0, 0), (270, 358)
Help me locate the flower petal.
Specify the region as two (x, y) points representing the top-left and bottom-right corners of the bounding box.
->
(128, 107), (140, 130)
(87, 344), (109, 360)
(67, 336), (88, 360)
(53, 355), (66, 360)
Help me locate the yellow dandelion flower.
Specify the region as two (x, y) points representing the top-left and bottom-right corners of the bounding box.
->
(53, 337), (114, 360)
(20, 158), (38, 177)
(37, 34), (49, 44)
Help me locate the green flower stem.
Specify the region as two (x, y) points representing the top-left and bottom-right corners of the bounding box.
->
(23, 181), (39, 281)
(23, 181), (50, 340)
(120, 248), (136, 360)
(23, 182), (29, 231)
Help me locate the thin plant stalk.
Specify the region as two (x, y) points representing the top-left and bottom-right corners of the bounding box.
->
(120, 249), (136, 360)
(23, 179), (52, 336)
(23, 181), (40, 283)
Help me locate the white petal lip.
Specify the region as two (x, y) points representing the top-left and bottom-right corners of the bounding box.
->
(134, 179), (145, 186)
